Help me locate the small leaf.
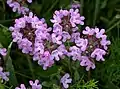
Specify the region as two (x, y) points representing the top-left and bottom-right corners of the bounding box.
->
(0, 24), (11, 47)
(53, 84), (60, 89)
(42, 81), (52, 87)
(74, 70), (80, 82)
(6, 42), (18, 87)
(0, 83), (4, 89)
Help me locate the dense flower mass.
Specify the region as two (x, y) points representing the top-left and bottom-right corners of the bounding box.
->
(9, 12), (40, 54)
(68, 26), (111, 71)
(50, 9), (85, 44)
(7, 0), (32, 14)
(9, 8), (111, 71)
(60, 73), (72, 89)
(9, 12), (68, 70)
(0, 48), (9, 82)
(9, 12), (55, 69)
(15, 79), (42, 89)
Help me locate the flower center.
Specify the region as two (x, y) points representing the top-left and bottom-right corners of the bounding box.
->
(44, 40), (58, 52)
(60, 16), (72, 33)
(20, 23), (36, 43)
(82, 35), (102, 57)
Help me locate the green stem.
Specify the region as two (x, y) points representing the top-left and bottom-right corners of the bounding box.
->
(15, 72), (32, 79)
(88, 70), (91, 80)
(93, 0), (100, 26)
(27, 55), (35, 79)
(106, 20), (120, 33)
(2, 0), (5, 20)
(43, 0), (59, 16)
(80, 0), (84, 15)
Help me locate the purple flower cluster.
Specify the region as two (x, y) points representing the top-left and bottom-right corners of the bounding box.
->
(51, 9), (85, 44)
(68, 26), (111, 71)
(7, 0), (32, 14)
(9, 8), (110, 71)
(60, 73), (72, 89)
(15, 79), (42, 89)
(0, 48), (9, 82)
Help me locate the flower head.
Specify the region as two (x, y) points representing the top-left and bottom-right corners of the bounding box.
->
(9, 12), (40, 54)
(60, 73), (72, 89)
(7, 0), (32, 14)
(75, 26), (110, 71)
(51, 9), (85, 44)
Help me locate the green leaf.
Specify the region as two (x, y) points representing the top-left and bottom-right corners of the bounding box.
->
(53, 84), (60, 89)
(35, 65), (60, 77)
(0, 24), (11, 47)
(6, 57), (18, 87)
(6, 42), (18, 87)
(93, 0), (100, 26)
(0, 83), (4, 89)
(74, 70), (80, 82)
(42, 81), (53, 87)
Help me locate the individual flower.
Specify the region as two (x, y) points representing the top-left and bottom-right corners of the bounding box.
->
(29, 80), (42, 89)
(37, 51), (55, 70)
(60, 73), (72, 89)
(0, 67), (9, 82)
(51, 9), (85, 44)
(71, 1), (80, 9)
(67, 46), (81, 61)
(0, 48), (7, 56)
(27, 0), (32, 3)
(51, 44), (68, 61)
(15, 79), (42, 89)
(75, 38), (88, 51)
(80, 56), (95, 71)
(15, 84), (26, 89)
(91, 48), (106, 61)
(7, 0), (32, 14)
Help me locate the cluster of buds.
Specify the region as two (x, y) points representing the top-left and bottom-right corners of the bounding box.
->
(7, 0), (32, 14)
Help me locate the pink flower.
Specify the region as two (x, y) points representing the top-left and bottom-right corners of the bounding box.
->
(80, 56), (95, 71)
(95, 28), (105, 38)
(100, 35), (111, 50)
(15, 84), (26, 89)
(68, 46), (81, 61)
(91, 48), (106, 61)
(60, 73), (72, 89)
(83, 26), (95, 35)
(29, 80), (42, 89)
(0, 48), (7, 56)
(75, 38), (88, 51)
(52, 33), (62, 45)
